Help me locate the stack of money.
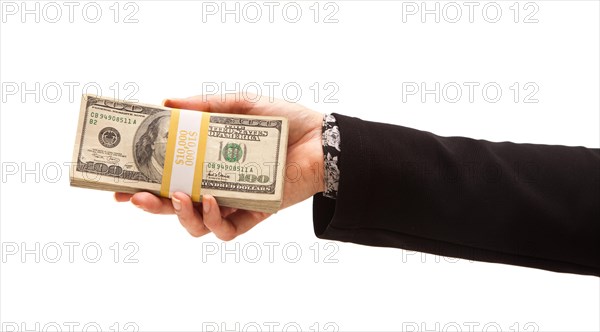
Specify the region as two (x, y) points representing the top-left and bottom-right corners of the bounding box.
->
(71, 95), (288, 213)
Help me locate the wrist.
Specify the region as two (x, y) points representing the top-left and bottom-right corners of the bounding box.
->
(311, 120), (326, 196)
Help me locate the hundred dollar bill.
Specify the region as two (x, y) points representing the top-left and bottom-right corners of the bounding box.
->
(71, 94), (288, 213)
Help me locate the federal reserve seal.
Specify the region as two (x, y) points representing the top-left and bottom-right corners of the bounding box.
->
(98, 127), (121, 148)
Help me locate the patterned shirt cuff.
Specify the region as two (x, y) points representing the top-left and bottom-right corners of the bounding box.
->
(322, 114), (341, 199)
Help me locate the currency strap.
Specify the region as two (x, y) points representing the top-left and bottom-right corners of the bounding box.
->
(160, 108), (210, 202)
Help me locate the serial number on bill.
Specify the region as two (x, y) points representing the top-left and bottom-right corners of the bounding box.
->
(88, 111), (137, 125)
(206, 162), (254, 173)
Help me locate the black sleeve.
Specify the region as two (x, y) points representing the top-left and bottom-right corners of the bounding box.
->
(312, 113), (600, 276)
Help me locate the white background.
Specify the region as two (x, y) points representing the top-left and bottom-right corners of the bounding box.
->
(1, 1), (599, 331)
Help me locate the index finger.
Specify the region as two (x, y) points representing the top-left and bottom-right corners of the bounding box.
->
(163, 94), (255, 114)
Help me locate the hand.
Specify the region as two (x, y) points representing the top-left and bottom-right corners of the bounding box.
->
(115, 94), (325, 240)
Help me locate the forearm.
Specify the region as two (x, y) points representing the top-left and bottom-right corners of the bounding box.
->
(315, 113), (600, 276)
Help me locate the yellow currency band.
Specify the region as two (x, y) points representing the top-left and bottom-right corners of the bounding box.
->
(160, 109), (209, 202)
(192, 112), (210, 202)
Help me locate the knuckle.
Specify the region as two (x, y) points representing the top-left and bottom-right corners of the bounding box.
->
(147, 207), (160, 214)
(204, 216), (218, 227)
(186, 223), (207, 237)
(176, 214), (187, 224)
(219, 232), (236, 241)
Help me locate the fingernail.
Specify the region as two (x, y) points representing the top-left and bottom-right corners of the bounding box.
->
(203, 195), (211, 214)
(172, 196), (182, 213)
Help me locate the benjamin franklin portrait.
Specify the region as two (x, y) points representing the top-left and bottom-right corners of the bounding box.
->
(134, 112), (170, 182)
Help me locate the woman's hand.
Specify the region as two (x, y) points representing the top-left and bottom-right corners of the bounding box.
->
(114, 94), (325, 240)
